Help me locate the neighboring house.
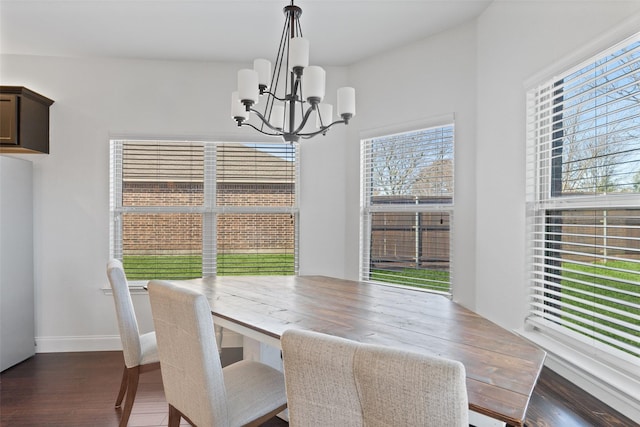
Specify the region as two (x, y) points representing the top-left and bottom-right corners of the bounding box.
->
(120, 142), (295, 257)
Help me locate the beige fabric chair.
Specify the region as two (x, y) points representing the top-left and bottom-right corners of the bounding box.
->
(280, 329), (363, 427)
(354, 340), (469, 426)
(281, 329), (469, 427)
(148, 279), (287, 427)
(106, 259), (160, 427)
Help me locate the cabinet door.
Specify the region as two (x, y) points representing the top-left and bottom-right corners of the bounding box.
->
(0, 94), (18, 145)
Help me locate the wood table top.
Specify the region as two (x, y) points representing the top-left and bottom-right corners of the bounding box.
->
(182, 275), (546, 427)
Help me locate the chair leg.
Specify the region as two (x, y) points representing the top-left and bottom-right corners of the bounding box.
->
(115, 366), (128, 407)
(119, 366), (140, 427)
(168, 404), (182, 427)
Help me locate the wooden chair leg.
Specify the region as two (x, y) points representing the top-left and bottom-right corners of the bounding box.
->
(115, 366), (128, 408)
(119, 366), (140, 427)
(168, 404), (182, 427)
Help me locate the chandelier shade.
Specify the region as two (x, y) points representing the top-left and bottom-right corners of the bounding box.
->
(231, 1), (356, 143)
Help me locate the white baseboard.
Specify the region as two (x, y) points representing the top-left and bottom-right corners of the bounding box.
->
(35, 329), (244, 353)
(35, 335), (122, 353)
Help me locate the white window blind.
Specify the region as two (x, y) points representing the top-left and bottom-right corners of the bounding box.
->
(110, 140), (298, 282)
(360, 124), (454, 294)
(526, 33), (640, 368)
(215, 143), (298, 275)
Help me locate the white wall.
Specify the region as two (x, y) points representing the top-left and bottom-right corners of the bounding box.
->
(475, 0), (640, 330)
(347, 21), (479, 309)
(298, 68), (351, 279)
(0, 54), (349, 350)
(473, 3), (640, 417)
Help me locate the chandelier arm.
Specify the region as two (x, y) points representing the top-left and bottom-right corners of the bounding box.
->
(260, 90), (289, 103)
(250, 108), (287, 133)
(291, 104), (316, 134)
(240, 122), (281, 137)
(298, 119), (348, 138)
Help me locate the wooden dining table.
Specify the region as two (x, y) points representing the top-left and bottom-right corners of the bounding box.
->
(180, 275), (546, 427)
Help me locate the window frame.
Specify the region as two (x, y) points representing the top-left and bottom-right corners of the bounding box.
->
(109, 139), (299, 284)
(525, 32), (640, 381)
(359, 118), (455, 295)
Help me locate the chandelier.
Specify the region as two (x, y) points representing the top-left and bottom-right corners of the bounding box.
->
(231, 1), (356, 143)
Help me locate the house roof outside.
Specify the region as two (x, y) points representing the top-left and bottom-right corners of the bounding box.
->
(122, 141), (295, 184)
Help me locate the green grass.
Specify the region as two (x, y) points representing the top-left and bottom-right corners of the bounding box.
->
(123, 255), (202, 280)
(123, 254), (294, 280)
(370, 268), (450, 292)
(217, 253), (295, 276)
(123, 254), (447, 291)
(559, 260), (640, 356)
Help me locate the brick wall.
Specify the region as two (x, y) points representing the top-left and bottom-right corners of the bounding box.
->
(217, 213), (294, 252)
(122, 181), (294, 254)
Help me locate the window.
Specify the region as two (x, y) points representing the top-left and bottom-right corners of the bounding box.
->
(110, 140), (298, 282)
(526, 33), (640, 371)
(360, 123), (454, 294)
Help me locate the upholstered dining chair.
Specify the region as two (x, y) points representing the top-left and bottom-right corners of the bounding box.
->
(147, 279), (287, 427)
(281, 329), (469, 427)
(106, 259), (160, 427)
(280, 329), (363, 427)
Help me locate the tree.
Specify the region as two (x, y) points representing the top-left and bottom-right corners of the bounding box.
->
(370, 127), (453, 197)
(633, 170), (640, 192)
(371, 133), (426, 196)
(413, 159), (453, 197)
(555, 47), (640, 195)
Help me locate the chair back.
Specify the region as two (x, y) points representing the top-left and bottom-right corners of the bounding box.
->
(281, 329), (363, 427)
(148, 280), (228, 427)
(282, 329), (469, 427)
(106, 259), (143, 368)
(354, 342), (469, 427)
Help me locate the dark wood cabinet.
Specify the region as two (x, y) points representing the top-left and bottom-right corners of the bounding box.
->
(0, 86), (54, 154)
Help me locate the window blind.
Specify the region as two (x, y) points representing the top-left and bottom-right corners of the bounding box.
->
(216, 143), (297, 206)
(111, 141), (205, 280)
(362, 126), (454, 204)
(526, 33), (640, 366)
(361, 125), (454, 294)
(215, 143), (298, 275)
(110, 140), (298, 282)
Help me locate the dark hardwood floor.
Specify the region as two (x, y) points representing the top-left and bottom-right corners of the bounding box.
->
(1, 350), (637, 427)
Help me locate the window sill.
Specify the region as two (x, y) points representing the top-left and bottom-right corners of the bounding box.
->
(515, 328), (640, 421)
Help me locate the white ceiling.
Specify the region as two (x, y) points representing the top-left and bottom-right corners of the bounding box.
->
(0, 0), (492, 66)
